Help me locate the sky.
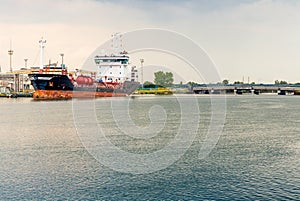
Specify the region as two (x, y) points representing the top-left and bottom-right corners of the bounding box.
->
(0, 0), (300, 84)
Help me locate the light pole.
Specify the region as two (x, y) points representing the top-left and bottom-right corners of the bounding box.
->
(60, 53), (64, 68)
(140, 58), (144, 88)
(39, 38), (46, 70)
(8, 49), (13, 72)
(24, 59), (28, 68)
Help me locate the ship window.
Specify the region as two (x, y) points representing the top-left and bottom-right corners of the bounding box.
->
(121, 59), (128, 64)
(110, 66), (112, 68)
(119, 72), (122, 74)
(95, 59), (104, 64)
(110, 72), (112, 74)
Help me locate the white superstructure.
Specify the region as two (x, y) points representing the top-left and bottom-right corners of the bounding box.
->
(94, 53), (132, 83)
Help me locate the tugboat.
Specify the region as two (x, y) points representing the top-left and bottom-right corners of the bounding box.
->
(29, 37), (139, 100)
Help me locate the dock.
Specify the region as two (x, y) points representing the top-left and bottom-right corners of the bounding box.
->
(0, 71), (33, 98)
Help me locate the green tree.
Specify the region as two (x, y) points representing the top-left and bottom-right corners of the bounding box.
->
(280, 80), (288, 85)
(187, 81), (198, 87)
(234, 81), (244, 84)
(154, 71), (174, 87)
(275, 80), (288, 85)
(143, 81), (154, 86)
(222, 79), (229, 85)
(143, 81), (156, 88)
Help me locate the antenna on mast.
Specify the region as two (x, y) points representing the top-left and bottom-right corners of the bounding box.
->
(111, 33), (123, 55)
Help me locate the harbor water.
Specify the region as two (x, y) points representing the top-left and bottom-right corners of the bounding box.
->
(0, 95), (299, 200)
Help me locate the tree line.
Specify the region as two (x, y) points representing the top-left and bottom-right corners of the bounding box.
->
(222, 79), (300, 85)
(142, 71), (300, 87)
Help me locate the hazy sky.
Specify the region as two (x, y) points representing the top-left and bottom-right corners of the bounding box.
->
(0, 0), (300, 83)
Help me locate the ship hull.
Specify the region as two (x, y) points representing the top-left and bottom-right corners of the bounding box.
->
(29, 74), (139, 100)
(33, 89), (129, 100)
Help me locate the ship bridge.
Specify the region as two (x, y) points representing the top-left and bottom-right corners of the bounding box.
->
(94, 55), (129, 65)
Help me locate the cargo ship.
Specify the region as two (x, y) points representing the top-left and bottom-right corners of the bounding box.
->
(29, 37), (139, 100)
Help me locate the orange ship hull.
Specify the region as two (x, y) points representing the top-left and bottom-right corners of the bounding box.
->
(33, 90), (128, 100)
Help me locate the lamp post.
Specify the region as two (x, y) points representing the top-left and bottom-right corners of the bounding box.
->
(8, 49), (13, 72)
(39, 38), (46, 70)
(60, 53), (64, 68)
(24, 59), (28, 68)
(140, 58), (144, 88)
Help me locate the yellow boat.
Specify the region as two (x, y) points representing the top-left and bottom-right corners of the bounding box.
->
(136, 87), (173, 95)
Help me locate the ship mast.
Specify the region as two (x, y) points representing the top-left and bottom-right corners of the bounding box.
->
(111, 33), (123, 56)
(39, 38), (46, 70)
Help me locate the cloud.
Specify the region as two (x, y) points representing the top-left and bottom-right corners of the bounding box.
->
(0, 0), (148, 71)
(0, 0), (300, 83)
(174, 0), (300, 83)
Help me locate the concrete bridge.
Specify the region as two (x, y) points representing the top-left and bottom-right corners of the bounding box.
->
(193, 84), (300, 95)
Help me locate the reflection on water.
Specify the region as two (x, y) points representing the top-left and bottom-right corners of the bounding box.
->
(0, 96), (299, 200)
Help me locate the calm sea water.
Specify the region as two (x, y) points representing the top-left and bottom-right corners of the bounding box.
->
(0, 95), (299, 200)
